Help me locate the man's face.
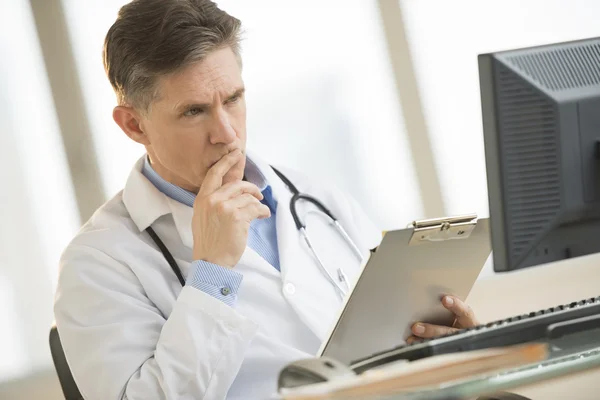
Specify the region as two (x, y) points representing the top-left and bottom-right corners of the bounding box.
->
(140, 47), (246, 192)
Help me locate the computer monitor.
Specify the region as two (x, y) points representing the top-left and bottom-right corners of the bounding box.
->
(479, 37), (600, 272)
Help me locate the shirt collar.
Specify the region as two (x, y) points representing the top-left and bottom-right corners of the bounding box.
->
(141, 154), (276, 211)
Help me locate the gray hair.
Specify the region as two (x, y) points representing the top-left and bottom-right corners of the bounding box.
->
(103, 0), (242, 113)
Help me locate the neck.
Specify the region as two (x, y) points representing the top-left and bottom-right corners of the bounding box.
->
(146, 155), (200, 193)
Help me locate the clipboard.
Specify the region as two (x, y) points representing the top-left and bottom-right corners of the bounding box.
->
(317, 214), (492, 366)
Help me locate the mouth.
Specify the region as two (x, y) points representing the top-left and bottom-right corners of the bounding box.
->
(208, 149), (243, 168)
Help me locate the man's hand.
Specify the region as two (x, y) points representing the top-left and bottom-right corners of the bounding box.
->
(406, 295), (479, 344)
(192, 149), (271, 268)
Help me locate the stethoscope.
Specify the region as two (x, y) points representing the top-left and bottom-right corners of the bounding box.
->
(146, 167), (363, 298)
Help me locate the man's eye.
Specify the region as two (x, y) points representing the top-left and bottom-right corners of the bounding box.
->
(184, 107), (203, 117)
(226, 95), (241, 104)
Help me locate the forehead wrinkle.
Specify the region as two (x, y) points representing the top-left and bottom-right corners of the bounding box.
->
(173, 67), (235, 105)
(157, 49), (243, 111)
(197, 63), (237, 98)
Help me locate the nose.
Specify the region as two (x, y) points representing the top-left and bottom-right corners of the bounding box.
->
(209, 109), (237, 145)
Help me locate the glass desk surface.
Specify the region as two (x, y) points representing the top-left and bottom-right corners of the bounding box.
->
(371, 329), (600, 400)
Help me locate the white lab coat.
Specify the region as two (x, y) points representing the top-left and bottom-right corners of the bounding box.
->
(54, 151), (382, 400)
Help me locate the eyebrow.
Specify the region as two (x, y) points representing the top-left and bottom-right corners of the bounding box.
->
(175, 87), (245, 114)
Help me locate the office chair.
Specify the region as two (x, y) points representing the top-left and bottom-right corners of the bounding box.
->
(49, 325), (84, 400)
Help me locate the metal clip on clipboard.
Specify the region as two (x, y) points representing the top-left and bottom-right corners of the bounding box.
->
(408, 214), (478, 246)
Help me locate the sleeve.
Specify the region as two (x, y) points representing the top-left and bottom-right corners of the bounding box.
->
(54, 244), (258, 400)
(187, 260), (243, 307)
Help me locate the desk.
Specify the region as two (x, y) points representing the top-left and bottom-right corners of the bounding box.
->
(280, 347), (600, 400)
(466, 252), (600, 399)
(280, 254), (600, 400)
(493, 361), (600, 399)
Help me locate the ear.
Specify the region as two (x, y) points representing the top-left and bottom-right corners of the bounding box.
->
(113, 106), (150, 145)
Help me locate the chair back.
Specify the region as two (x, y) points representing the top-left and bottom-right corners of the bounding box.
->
(49, 325), (84, 399)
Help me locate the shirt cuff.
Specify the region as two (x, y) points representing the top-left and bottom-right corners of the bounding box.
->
(186, 261), (243, 307)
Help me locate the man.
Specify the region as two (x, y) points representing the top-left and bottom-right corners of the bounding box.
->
(54, 1), (480, 399)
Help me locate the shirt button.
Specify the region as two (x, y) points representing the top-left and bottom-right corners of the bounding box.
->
(220, 287), (231, 296)
(284, 282), (296, 295)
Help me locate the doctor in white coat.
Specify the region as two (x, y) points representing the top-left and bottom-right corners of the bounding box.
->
(54, 1), (480, 399)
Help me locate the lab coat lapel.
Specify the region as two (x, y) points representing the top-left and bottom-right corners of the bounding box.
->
(257, 161), (344, 342)
(165, 198), (194, 249)
(242, 153), (307, 281)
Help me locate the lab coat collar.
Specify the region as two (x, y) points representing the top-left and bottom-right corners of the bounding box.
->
(252, 157), (298, 280)
(122, 156), (173, 232)
(256, 156), (344, 340)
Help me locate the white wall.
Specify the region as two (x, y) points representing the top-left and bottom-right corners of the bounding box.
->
(61, 0), (422, 231)
(0, 0), (79, 384)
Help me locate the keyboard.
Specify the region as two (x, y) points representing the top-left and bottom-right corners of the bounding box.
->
(349, 295), (600, 374)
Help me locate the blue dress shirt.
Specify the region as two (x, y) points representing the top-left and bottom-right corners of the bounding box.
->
(142, 156), (280, 306)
